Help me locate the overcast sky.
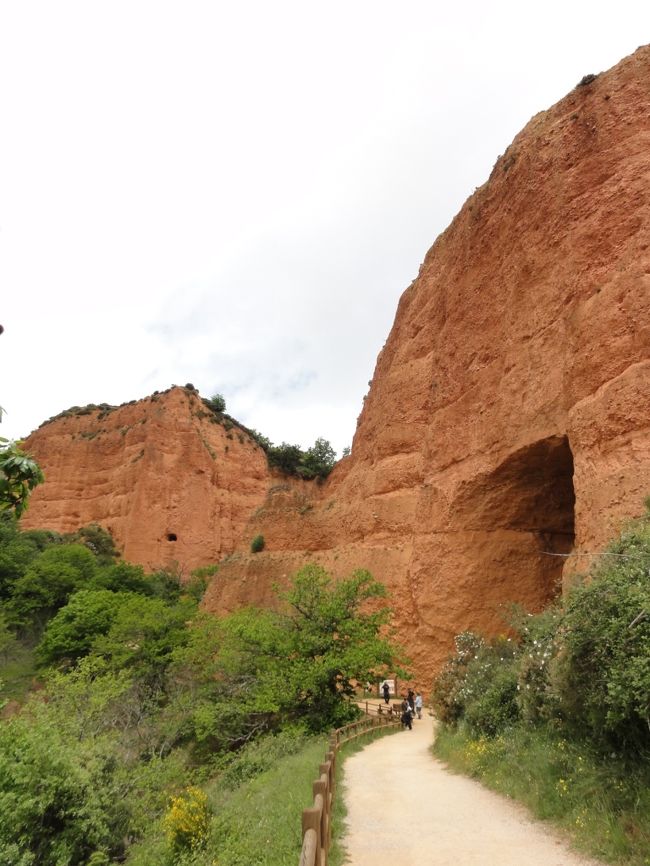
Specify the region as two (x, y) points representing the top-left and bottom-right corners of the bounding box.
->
(1, 2), (647, 453)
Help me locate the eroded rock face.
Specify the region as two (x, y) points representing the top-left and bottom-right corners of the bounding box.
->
(22, 47), (650, 683)
(21, 388), (272, 572)
(203, 47), (650, 680)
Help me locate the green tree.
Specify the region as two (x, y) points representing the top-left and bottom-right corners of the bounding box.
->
(0, 673), (130, 865)
(0, 514), (48, 600)
(206, 392), (226, 413)
(176, 565), (406, 741)
(91, 561), (153, 595)
(300, 437), (337, 479)
(267, 441), (304, 475)
(36, 589), (129, 666)
(8, 544), (98, 630)
(0, 439), (43, 518)
(92, 595), (195, 683)
(65, 524), (119, 566)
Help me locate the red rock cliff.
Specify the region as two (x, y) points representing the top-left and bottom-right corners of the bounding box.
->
(22, 47), (650, 683)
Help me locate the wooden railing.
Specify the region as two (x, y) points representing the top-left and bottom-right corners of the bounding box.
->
(298, 704), (400, 866)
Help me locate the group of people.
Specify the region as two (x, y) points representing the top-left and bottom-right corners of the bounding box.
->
(380, 681), (423, 730)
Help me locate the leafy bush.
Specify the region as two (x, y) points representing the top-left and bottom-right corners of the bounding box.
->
(267, 438), (337, 479)
(463, 653), (519, 737)
(430, 631), (485, 724)
(553, 517), (650, 752)
(91, 562), (153, 595)
(8, 544), (98, 629)
(0, 439), (44, 518)
(36, 589), (128, 666)
(206, 393), (226, 413)
(250, 534), (265, 553)
(0, 705), (128, 865)
(267, 442), (304, 475)
(64, 524), (119, 565)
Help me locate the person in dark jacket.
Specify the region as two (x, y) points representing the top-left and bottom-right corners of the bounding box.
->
(400, 697), (413, 730)
(382, 681), (390, 704)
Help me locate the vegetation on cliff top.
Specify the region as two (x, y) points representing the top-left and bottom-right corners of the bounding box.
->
(39, 385), (341, 480)
(432, 505), (650, 865)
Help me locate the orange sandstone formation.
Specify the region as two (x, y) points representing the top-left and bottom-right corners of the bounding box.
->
(23, 47), (650, 680)
(22, 388), (272, 572)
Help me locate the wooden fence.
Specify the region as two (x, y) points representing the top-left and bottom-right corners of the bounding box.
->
(298, 703), (401, 866)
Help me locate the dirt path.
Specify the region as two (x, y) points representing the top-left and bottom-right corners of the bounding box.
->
(341, 714), (605, 866)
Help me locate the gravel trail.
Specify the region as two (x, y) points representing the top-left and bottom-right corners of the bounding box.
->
(341, 714), (605, 866)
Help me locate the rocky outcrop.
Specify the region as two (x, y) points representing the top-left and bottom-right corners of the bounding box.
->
(22, 47), (650, 682)
(21, 388), (272, 572)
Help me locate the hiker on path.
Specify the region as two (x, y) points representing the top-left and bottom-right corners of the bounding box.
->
(401, 697), (413, 730)
(415, 691), (423, 719)
(382, 681), (390, 704)
(407, 688), (415, 712)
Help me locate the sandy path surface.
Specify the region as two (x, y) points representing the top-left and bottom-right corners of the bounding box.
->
(341, 714), (605, 866)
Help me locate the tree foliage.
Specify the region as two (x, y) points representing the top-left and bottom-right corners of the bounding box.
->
(0, 439), (43, 518)
(8, 544), (98, 630)
(176, 565), (406, 741)
(267, 437), (337, 479)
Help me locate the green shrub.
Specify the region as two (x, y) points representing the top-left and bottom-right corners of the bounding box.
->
(36, 589), (127, 666)
(553, 517), (650, 753)
(8, 544), (98, 629)
(463, 654), (520, 737)
(250, 534), (265, 553)
(0, 707), (128, 865)
(430, 631), (485, 724)
(206, 393), (226, 413)
(218, 728), (313, 788)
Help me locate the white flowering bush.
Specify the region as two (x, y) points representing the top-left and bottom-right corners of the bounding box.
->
(432, 632), (520, 735)
(513, 606), (563, 724)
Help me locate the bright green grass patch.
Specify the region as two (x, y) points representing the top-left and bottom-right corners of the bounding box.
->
(124, 722), (401, 866)
(125, 736), (328, 866)
(434, 724), (650, 866)
(206, 737), (327, 866)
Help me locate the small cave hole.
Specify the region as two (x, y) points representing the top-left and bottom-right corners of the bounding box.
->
(167, 533), (177, 542)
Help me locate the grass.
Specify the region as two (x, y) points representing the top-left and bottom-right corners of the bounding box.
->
(434, 723), (650, 866)
(123, 720), (401, 866)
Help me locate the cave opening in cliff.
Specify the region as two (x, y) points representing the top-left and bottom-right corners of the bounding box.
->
(167, 532), (177, 542)
(458, 434), (575, 601)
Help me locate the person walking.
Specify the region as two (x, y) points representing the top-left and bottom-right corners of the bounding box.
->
(415, 691), (423, 720)
(407, 688), (415, 713)
(400, 696), (413, 730)
(382, 680), (390, 705)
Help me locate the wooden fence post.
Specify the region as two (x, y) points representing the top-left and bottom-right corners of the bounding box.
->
(302, 805), (322, 866)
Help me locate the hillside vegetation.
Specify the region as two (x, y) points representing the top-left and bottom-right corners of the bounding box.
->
(432, 505), (650, 865)
(0, 512), (404, 865)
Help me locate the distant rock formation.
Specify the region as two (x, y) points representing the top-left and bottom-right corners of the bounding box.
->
(23, 46), (650, 681)
(22, 387), (272, 572)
